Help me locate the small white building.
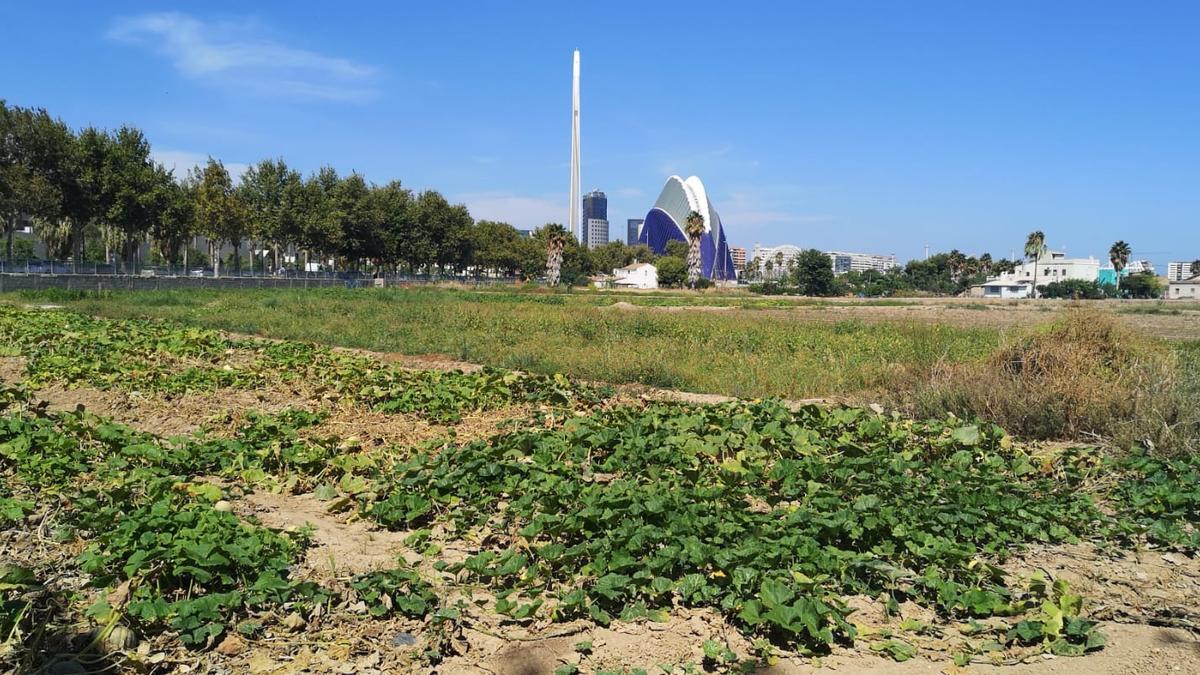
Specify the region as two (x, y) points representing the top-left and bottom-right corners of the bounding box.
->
(1168, 275), (1200, 300)
(612, 262), (658, 289)
(976, 278), (1033, 299)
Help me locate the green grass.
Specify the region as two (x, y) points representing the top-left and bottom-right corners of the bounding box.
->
(5, 288), (997, 399)
(1117, 303), (1185, 316)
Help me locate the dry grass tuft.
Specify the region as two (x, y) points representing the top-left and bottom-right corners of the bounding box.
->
(900, 308), (1199, 453)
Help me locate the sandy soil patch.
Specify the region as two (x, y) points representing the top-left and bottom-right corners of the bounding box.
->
(0, 356), (25, 385)
(1003, 542), (1200, 627)
(34, 383), (313, 438)
(234, 489), (411, 581)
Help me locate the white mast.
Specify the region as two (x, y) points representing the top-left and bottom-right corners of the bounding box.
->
(568, 50), (581, 241)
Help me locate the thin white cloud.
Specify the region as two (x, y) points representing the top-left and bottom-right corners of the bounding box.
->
(458, 192), (566, 229)
(152, 149), (248, 184)
(108, 12), (378, 102)
(717, 189), (835, 233)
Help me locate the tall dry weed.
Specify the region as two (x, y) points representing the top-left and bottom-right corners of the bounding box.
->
(898, 308), (1199, 454)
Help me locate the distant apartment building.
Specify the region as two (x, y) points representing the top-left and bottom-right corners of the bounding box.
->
(626, 219), (644, 245)
(584, 218), (609, 249)
(1128, 259), (1156, 275)
(826, 251), (898, 275)
(581, 190), (608, 249)
(1168, 261), (1199, 282)
(749, 244), (802, 279)
(730, 246), (747, 273)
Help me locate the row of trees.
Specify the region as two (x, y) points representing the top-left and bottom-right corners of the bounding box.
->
(2, 100), (673, 280)
(747, 249), (1023, 297)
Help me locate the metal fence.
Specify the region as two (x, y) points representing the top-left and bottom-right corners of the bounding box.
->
(0, 259), (361, 279)
(0, 260), (530, 292)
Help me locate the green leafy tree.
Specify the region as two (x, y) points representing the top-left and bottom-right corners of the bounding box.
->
(1108, 240), (1131, 291)
(150, 172), (194, 267)
(192, 158), (248, 277)
(409, 190), (472, 275)
(1120, 271), (1163, 299)
(471, 220), (524, 277)
(68, 126), (114, 265)
(1191, 260), (1200, 278)
(1024, 231), (1046, 298)
(103, 127), (172, 272)
(843, 268), (913, 297)
(297, 167), (344, 271)
(392, 188), (433, 274)
(992, 257), (1019, 275)
(1039, 279), (1113, 300)
(372, 180), (413, 273)
(330, 172), (383, 271)
(663, 239), (689, 260)
(239, 158), (303, 273)
(791, 249), (840, 296)
(0, 102), (75, 261)
(656, 256), (687, 288)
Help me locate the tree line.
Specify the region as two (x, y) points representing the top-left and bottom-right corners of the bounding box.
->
(747, 249), (1024, 297)
(748, 234), (1160, 299)
(0, 101), (667, 279)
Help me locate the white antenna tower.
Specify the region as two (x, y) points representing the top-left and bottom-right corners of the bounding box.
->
(568, 50), (581, 241)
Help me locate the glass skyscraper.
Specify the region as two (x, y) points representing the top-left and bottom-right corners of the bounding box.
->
(581, 190), (608, 249)
(627, 219), (644, 245)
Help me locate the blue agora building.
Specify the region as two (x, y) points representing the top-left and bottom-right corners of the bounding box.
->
(636, 175), (737, 281)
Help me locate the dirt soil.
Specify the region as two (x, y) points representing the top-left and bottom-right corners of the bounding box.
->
(234, 488), (411, 581)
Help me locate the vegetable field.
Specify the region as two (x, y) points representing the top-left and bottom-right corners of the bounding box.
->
(1, 305), (1198, 674)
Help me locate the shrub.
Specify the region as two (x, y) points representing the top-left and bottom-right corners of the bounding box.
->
(1037, 280), (1114, 300)
(898, 309), (1199, 453)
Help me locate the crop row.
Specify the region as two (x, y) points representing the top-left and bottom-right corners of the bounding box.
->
(0, 305), (607, 422)
(7, 387), (1198, 668)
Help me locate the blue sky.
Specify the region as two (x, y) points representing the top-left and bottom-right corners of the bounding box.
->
(3, 2), (1198, 268)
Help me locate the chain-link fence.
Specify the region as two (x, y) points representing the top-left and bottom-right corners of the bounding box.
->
(0, 259), (530, 292)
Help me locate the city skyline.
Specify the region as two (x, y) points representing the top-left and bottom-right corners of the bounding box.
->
(3, 4), (1199, 271)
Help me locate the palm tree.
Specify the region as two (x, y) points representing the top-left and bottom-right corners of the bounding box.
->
(1109, 240), (1131, 292)
(543, 224), (568, 286)
(979, 252), (993, 277)
(746, 256), (762, 282)
(683, 210), (705, 288)
(1024, 231), (1046, 298)
(32, 216), (76, 260)
(947, 249), (967, 283)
